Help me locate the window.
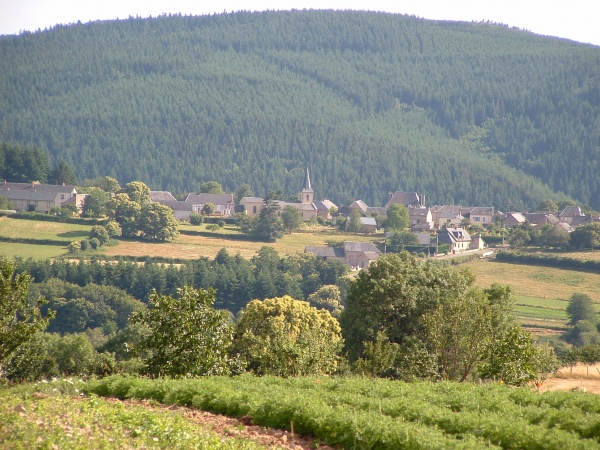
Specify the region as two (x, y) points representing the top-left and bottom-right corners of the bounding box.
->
(474, 217), (480, 222)
(253, 206), (257, 214)
(483, 217), (486, 223)
(61, 194), (65, 199)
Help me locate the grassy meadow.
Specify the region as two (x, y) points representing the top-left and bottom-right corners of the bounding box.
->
(0, 217), (90, 242)
(464, 258), (600, 330)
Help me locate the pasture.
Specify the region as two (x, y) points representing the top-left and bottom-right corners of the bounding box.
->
(465, 258), (600, 331)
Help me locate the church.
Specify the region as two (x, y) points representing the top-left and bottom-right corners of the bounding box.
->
(279, 168), (337, 221)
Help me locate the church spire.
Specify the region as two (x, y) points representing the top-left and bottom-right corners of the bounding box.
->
(298, 167), (314, 204)
(302, 167), (313, 193)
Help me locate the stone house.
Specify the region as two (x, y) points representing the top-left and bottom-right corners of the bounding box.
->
(438, 227), (472, 253)
(185, 193), (235, 217)
(0, 182), (80, 213)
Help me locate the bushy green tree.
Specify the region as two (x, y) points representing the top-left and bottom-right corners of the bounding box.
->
(385, 204), (409, 230)
(307, 285), (343, 317)
(235, 183), (254, 203)
(0, 258), (55, 376)
(478, 326), (538, 386)
(566, 293), (597, 325)
(233, 295), (343, 376)
(130, 286), (233, 377)
(348, 207), (363, 233)
(82, 187), (110, 218)
(0, 196), (12, 210)
(281, 205), (303, 233)
(570, 223), (600, 249)
(537, 224), (569, 248)
(107, 193), (141, 238)
(138, 203), (179, 241)
(201, 202), (215, 216)
(199, 181), (223, 194)
(121, 181), (151, 205)
(89, 225), (110, 245)
(189, 212), (204, 225)
(388, 230), (419, 250)
(535, 199), (558, 212)
(105, 220), (122, 238)
(340, 252), (474, 362)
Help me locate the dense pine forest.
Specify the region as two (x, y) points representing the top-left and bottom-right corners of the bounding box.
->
(1, 10), (599, 209)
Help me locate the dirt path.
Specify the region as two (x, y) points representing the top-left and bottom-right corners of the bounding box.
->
(105, 397), (334, 450)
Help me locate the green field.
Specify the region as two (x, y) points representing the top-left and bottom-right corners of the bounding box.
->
(0, 217), (91, 241)
(80, 375), (600, 450)
(0, 242), (69, 259)
(465, 258), (600, 331)
(0, 380), (264, 449)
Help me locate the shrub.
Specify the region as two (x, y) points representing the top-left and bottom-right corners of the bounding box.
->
(189, 213), (204, 225)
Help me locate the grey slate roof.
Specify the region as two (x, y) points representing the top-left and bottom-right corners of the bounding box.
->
(0, 182), (77, 194)
(305, 246), (345, 258)
(385, 192), (422, 208)
(343, 241), (381, 253)
(359, 217), (377, 226)
(158, 200), (194, 211)
(150, 191), (177, 202)
(559, 206), (585, 217)
(185, 193), (234, 205)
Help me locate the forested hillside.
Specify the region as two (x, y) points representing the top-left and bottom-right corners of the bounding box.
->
(1, 10), (598, 208)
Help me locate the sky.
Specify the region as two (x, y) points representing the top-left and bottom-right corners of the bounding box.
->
(0, 0), (598, 47)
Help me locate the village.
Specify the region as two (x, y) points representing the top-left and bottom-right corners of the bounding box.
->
(1, 168), (597, 269)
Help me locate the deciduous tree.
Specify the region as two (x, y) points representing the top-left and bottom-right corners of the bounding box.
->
(281, 205), (303, 233)
(0, 258), (55, 375)
(138, 203), (179, 241)
(233, 295), (343, 376)
(385, 204), (409, 230)
(130, 286), (233, 377)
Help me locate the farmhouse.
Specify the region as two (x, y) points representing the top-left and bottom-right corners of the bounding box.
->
(305, 241), (381, 269)
(0, 181), (81, 213)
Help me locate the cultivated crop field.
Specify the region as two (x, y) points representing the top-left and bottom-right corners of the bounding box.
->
(81, 375), (600, 449)
(0, 380), (265, 449)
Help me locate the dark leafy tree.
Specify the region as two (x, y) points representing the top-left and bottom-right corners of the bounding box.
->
(281, 205), (303, 233)
(0, 258), (55, 375)
(199, 181), (223, 194)
(130, 286), (233, 377)
(566, 293), (598, 325)
(385, 204), (409, 230)
(82, 188), (110, 218)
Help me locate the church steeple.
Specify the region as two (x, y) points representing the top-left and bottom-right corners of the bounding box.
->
(298, 167), (314, 204)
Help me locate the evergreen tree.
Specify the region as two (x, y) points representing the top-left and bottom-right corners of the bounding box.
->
(50, 160), (77, 185)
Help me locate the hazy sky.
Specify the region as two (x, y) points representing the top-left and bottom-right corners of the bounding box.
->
(0, 0), (598, 46)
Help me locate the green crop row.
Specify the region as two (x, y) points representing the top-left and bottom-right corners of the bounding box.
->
(0, 379), (264, 449)
(87, 375), (600, 450)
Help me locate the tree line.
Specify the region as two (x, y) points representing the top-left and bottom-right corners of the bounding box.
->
(2, 253), (562, 387)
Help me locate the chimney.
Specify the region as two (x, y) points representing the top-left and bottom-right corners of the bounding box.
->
(388, 191), (393, 200)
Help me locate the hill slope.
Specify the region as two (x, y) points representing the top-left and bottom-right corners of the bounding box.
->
(1, 11), (599, 208)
